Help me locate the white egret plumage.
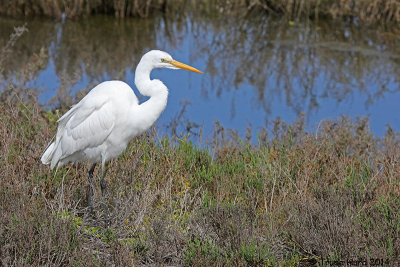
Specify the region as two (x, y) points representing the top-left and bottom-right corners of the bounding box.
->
(41, 50), (203, 226)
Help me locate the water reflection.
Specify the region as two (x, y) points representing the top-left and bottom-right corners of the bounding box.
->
(53, 16), (159, 78)
(1, 10), (400, 140)
(0, 17), (54, 78)
(192, 15), (400, 116)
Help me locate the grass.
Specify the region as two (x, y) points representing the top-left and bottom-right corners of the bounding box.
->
(1, 98), (400, 266)
(1, 0), (400, 25)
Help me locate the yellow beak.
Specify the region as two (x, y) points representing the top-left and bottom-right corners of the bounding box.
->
(170, 60), (203, 74)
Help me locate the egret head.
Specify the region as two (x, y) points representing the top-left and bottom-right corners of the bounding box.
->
(143, 50), (203, 74)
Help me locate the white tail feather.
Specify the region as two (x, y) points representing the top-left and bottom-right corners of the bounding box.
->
(41, 142), (55, 165)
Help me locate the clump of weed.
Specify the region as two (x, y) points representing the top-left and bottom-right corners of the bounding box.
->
(1, 98), (400, 265)
(1, 0), (400, 25)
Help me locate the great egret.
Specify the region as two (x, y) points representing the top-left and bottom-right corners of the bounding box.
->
(41, 50), (203, 226)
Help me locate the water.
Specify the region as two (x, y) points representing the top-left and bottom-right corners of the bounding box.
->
(1, 12), (400, 142)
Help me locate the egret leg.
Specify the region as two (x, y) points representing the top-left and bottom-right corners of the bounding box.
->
(100, 159), (110, 227)
(87, 163), (96, 214)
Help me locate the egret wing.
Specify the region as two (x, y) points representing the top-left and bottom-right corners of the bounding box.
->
(50, 95), (116, 168)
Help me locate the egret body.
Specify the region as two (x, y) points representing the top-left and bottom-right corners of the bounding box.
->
(41, 50), (203, 225)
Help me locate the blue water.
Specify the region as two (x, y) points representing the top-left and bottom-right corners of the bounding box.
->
(2, 15), (400, 142)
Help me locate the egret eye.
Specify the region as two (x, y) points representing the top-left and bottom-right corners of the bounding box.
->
(161, 58), (169, 63)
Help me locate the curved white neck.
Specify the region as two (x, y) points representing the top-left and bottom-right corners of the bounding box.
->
(133, 59), (169, 132)
(134, 61), (152, 95)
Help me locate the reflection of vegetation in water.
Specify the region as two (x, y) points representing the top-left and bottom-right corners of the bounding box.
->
(1, 6), (400, 118)
(0, 16), (167, 107)
(53, 16), (158, 79)
(191, 13), (400, 116)
(0, 17), (54, 77)
(0, 21), (50, 103)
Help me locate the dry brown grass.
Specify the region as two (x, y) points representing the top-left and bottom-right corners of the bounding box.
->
(1, 0), (400, 25)
(244, 0), (400, 24)
(1, 96), (400, 265)
(0, 0), (180, 19)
